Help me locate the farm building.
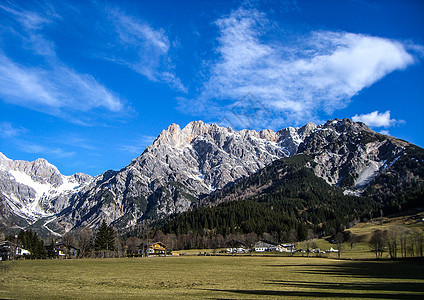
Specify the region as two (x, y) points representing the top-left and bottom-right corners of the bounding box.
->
(254, 241), (279, 252)
(54, 243), (79, 258)
(0, 241), (31, 260)
(143, 242), (166, 256)
(226, 239), (249, 254)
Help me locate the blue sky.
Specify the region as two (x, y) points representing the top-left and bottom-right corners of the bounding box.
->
(0, 0), (423, 176)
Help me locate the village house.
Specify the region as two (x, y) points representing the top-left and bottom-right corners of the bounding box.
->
(281, 243), (296, 253)
(254, 241), (278, 252)
(226, 240), (249, 254)
(254, 241), (296, 253)
(0, 241), (31, 260)
(138, 241), (167, 256)
(54, 243), (79, 258)
(0, 241), (13, 260)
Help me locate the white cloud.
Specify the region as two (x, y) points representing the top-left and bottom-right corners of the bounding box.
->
(0, 3), (51, 30)
(60, 135), (98, 151)
(184, 7), (416, 129)
(0, 53), (124, 115)
(16, 141), (75, 158)
(0, 3), (126, 121)
(352, 111), (404, 128)
(103, 9), (186, 93)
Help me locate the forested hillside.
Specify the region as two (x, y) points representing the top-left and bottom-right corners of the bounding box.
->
(161, 155), (378, 241)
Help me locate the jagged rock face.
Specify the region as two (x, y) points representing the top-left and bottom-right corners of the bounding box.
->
(2, 118), (421, 235)
(0, 153), (92, 230)
(298, 119), (409, 190)
(56, 121), (314, 230)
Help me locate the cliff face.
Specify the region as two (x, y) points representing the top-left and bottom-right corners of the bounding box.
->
(54, 120), (315, 232)
(298, 119), (409, 189)
(0, 153), (92, 233)
(1, 118), (422, 235)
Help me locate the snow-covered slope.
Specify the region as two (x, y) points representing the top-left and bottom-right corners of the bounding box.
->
(0, 153), (92, 227)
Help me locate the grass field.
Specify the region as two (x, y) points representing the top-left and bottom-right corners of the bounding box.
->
(1, 256), (423, 299)
(347, 211), (424, 237)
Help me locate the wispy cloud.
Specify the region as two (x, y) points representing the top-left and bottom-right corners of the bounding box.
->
(0, 3), (54, 30)
(0, 122), (27, 138)
(16, 140), (75, 158)
(0, 3), (126, 122)
(97, 8), (186, 93)
(180, 7), (416, 129)
(352, 111), (404, 127)
(59, 135), (98, 151)
(120, 135), (156, 155)
(0, 53), (124, 114)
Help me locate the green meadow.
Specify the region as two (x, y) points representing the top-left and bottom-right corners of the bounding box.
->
(1, 256), (423, 299)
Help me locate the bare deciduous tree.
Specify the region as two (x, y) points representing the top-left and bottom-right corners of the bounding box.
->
(386, 226), (401, 259)
(409, 228), (424, 257)
(125, 237), (142, 256)
(399, 227), (410, 258)
(369, 229), (387, 259)
(335, 232), (344, 259)
(305, 229), (315, 257)
(75, 227), (93, 258)
(62, 231), (75, 247)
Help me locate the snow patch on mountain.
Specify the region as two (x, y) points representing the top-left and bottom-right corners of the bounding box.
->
(0, 152), (92, 224)
(354, 161), (384, 187)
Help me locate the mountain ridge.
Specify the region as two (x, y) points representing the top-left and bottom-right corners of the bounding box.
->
(0, 153), (92, 234)
(0, 118), (423, 236)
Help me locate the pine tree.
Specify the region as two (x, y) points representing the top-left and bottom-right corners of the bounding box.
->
(95, 220), (115, 251)
(17, 229), (46, 259)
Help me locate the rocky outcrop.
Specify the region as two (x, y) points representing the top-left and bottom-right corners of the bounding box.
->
(0, 153), (92, 229)
(1, 118), (422, 235)
(54, 120), (314, 231)
(298, 119), (408, 190)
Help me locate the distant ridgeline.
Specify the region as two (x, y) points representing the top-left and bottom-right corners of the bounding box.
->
(0, 118), (423, 240)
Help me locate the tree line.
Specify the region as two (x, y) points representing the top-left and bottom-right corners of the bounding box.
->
(369, 225), (424, 259)
(157, 156), (377, 244)
(3, 220), (120, 259)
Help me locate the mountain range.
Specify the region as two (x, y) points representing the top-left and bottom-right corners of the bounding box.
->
(1, 118), (423, 236)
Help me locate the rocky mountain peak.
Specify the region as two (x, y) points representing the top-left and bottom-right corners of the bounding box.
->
(153, 121), (286, 151)
(0, 152), (11, 162)
(322, 118), (371, 134)
(0, 153), (92, 228)
(153, 121), (219, 148)
(3, 118), (421, 236)
(298, 122), (317, 137)
(181, 120), (210, 139)
(258, 129), (279, 142)
(154, 123), (183, 147)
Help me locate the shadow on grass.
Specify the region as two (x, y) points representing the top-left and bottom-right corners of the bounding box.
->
(204, 260), (424, 299)
(294, 260), (424, 280)
(265, 280), (424, 293)
(203, 288), (423, 299)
